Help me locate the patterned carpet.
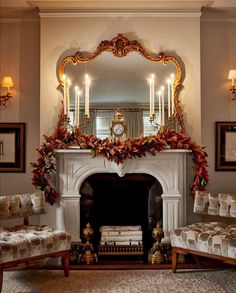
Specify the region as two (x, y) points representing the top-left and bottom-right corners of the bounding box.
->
(2, 269), (236, 293)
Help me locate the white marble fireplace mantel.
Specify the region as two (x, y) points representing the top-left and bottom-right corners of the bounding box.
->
(55, 149), (190, 242)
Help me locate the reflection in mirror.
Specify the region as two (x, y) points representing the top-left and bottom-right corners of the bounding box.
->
(58, 34), (184, 138)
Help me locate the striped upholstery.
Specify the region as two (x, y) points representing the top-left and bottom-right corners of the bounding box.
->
(0, 225), (71, 264)
(0, 192), (71, 265)
(193, 191), (236, 217)
(171, 222), (236, 259)
(0, 192), (47, 220)
(171, 191), (236, 260)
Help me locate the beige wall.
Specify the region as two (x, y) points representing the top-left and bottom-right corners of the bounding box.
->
(0, 20), (40, 197)
(201, 19), (236, 194)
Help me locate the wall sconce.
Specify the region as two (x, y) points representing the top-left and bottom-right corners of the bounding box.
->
(228, 70), (236, 100)
(0, 76), (14, 107)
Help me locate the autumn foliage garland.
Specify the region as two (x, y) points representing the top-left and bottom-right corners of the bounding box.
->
(31, 112), (209, 205)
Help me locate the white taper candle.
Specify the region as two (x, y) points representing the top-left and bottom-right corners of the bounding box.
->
(161, 85), (165, 126)
(167, 79), (171, 118)
(85, 74), (90, 119)
(149, 78), (152, 119)
(66, 79), (71, 116)
(158, 90), (162, 126)
(171, 73), (175, 115)
(62, 74), (67, 115)
(74, 86), (78, 126)
(151, 74), (155, 116)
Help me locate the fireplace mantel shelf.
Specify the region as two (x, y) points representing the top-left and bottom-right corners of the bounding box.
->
(55, 148), (191, 154)
(55, 148), (189, 242)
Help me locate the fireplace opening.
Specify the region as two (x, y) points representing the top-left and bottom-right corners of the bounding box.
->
(80, 173), (163, 260)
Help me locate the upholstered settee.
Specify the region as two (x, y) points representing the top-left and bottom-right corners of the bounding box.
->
(0, 192), (71, 292)
(170, 191), (236, 272)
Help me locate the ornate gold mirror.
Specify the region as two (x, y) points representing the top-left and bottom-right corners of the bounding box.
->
(57, 34), (184, 137)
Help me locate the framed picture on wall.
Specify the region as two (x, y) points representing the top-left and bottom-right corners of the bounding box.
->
(215, 121), (236, 171)
(0, 123), (26, 172)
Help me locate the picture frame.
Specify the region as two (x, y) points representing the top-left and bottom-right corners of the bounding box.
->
(215, 121), (236, 171)
(0, 123), (26, 172)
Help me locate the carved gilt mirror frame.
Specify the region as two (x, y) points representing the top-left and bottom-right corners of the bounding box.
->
(58, 34), (185, 132)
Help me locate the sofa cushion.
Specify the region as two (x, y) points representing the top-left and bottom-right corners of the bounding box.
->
(9, 195), (21, 218)
(0, 197), (10, 220)
(171, 222), (236, 259)
(0, 191), (46, 220)
(31, 192), (47, 215)
(19, 194), (32, 216)
(193, 191), (236, 218)
(0, 225), (71, 264)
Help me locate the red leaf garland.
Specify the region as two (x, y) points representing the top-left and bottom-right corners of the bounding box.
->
(31, 113), (209, 205)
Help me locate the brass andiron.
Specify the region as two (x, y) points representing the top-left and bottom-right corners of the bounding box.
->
(78, 223), (98, 264)
(148, 224), (166, 264)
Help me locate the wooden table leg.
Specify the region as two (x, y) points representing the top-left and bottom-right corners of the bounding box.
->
(0, 270), (3, 293)
(172, 248), (178, 273)
(61, 253), (69, 277)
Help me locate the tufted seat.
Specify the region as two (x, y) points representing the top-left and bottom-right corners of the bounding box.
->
(0, 225), (71, 264)
(0, 192), (71, 292)
(171, 191), (236, 272)
(171, 222), (236, 258)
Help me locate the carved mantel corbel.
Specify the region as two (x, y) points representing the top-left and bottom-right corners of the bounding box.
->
(105, 160), (126, 177)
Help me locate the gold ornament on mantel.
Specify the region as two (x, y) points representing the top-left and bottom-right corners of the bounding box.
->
(78, 223), (98, 265)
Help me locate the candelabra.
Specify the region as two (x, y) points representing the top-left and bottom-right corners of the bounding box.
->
(149, 112), (177, 132)
(64, 114), (90, 135)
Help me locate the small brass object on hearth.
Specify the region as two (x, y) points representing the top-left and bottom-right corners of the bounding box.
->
(178, 253), (185, 264)
(78, 223), (98, 264)
(148, 223), (166, 264)
(150, 250), (165, 264)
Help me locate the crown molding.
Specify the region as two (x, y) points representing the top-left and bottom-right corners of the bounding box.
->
(27, 0), (213, 13)
(0, 18), (39, 23)
(3, 1), (236, 19)
(201, 6), (236, 21)
(39, 11), (202, 18)
(0, 7), (39, 20)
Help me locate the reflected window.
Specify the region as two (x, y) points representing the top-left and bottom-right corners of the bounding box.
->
(96, 111), (113, 139)
(143, 111), (159, 136)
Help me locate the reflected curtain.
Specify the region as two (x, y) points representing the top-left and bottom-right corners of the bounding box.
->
(123, 109), (143, 138)
(80, 109), (97, 135)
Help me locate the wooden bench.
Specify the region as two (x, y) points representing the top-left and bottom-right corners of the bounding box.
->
(171, 191), (236, 272)
(0, 192), (71, 292)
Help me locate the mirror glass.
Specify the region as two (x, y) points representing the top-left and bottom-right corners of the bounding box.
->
(58, 34), (184, 138)
(64, 52), (176, 106)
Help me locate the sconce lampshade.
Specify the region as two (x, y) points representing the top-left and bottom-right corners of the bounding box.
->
(2, 76), (13, 88)
(228, 70), (236, 80)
